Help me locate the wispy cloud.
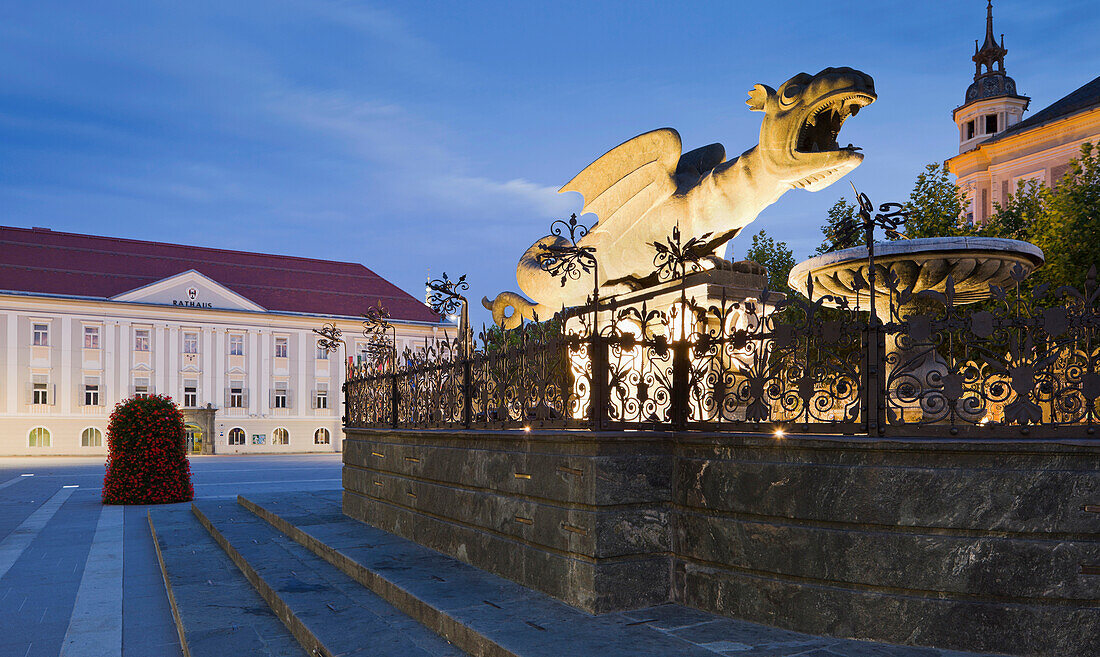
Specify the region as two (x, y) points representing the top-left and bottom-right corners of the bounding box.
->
(266, 87), (576, 223)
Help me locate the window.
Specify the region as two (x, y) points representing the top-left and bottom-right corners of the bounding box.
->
(315, 389), (328, 410)
(183, 332), (199, 354)
(183, 382), (197, 407)
(314, 428), (330, 444)
(81, 427), (102, 447)
(966, 120), (975, 139)
(228, 428), (245, 445)
(316, 342), (329, 359)
(273, 386), (287, 409)
(33, 323), (49, 346)
(84, 384), (100, 406)
(33, 382), (49, 405)
(134, 328), (150, 352)
(272, 428), (289, 445)
(84, 326), (100, 349)
(985, 114), (998, 134)
(274, 336), (288, 358)
(28, 427), (51, 448)
(229, 334), (244, 356)
(133, 378), (150, 399)
(229, 386), (244, 408)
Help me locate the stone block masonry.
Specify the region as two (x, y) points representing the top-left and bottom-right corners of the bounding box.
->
(343, 429), (1100, 657)
(343, 430), (674, 613)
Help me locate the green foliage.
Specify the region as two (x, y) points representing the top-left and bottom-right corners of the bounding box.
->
(744, 229), (796, 296)
(815, 163), (969, 256)
(816, 198), (862, 254)
(981, 142), (1100, 289)
(902, 162), (971, 239)
(979, 180), (1045, 242)
(482, 315), (563, 353)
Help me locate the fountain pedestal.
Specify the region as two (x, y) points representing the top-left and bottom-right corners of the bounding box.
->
(789, 237), (1045, 423)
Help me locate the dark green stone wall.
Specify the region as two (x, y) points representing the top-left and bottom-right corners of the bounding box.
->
(343, 429), (1100, 655)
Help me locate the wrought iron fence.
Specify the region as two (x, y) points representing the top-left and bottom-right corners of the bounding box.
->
(344, 269), (1100, 437)
(340, 195), (1100, 438)
(879, 266), (1100, 436)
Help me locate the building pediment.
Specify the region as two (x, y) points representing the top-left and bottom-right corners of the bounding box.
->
(111, 270), (266, 312)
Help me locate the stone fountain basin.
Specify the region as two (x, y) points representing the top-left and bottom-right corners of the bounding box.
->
(788, 236), (1045, 310)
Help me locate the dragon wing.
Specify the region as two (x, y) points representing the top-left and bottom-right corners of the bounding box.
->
(558, 128), (681, 234)
(675, 143), (726, 177)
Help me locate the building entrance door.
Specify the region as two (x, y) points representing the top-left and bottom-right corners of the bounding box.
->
(185, 425), (203, 454)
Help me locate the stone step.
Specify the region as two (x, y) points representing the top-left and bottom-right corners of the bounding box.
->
(240, 492), (992, 657)
(190, 499), (468, 657)
(147, 508), (307, 657)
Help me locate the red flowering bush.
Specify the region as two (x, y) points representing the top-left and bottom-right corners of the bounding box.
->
(102, 394), (193, 505)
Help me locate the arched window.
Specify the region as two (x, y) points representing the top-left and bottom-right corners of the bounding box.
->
(272, 428), (289, 445)
(28, 427), (51, 448)
(228, 428), (246, 445)
(314, 428), (330, 445)
(81, 427), (103, 447)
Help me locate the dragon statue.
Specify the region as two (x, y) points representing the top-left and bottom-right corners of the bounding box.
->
(484, 67), (877, 328)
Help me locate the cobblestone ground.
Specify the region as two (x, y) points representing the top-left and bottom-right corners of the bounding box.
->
(0, 454), (343, 657)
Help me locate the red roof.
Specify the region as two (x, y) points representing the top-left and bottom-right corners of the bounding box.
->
(0, 226), (443, 323)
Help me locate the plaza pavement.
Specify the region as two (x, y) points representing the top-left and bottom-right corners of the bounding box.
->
(0, 454), (343, 657)
(0, 454), (1002, 657)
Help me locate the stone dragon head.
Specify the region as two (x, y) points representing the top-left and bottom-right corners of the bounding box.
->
(748, 66), (877, 191)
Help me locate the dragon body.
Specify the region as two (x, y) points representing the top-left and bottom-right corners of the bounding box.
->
(485, 67), (877, 328)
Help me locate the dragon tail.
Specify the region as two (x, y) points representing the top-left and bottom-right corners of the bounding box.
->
(482, 292), (545, 330)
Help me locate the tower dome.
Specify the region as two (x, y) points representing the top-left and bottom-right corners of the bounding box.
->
(963, 0), (1022, 104)
(953, 1), (1029, 154)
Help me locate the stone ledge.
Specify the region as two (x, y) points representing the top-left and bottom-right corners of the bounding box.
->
(240, 491), (1000, 657)
(343, 488), (671, 613)
(343, 428), (1100, 655)
(344, 466), (670, 559)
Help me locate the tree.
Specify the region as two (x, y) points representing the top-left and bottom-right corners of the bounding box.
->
(815, 198), (862, 254)
(902, 162), (971, 239)
(981, 142), (1100, 289)
(744, 229), (796, 296)
(815, 162), (969, 255)
(979, 179), (1044, 242)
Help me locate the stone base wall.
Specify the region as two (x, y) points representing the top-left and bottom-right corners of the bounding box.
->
(343, 429), (1100, 656)
(342, 430), (673, 613)
(673, 435), (1100, 656)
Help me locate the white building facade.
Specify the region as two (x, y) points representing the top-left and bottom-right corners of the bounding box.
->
(0, 227), (448, 456)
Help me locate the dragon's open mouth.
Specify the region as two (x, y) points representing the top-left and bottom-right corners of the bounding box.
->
(795, 92), (875, 154)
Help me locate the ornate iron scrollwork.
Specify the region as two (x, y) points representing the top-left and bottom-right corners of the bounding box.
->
(313, 322), (343, 354)
(831, 188), (909, 251)
(537, 213), (597, 288)
(426, 272), (468, 318)
(360, 301), (396, 367)
(341, 190), (1099, 439)
(651, 226), (713, 282)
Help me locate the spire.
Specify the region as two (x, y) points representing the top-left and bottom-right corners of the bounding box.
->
(960, 0), (1026, 108)
(973, 0), (1008, 79)
(984, 0), (997, 48)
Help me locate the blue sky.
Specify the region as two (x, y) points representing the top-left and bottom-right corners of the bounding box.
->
(2, 1), (1098, 327)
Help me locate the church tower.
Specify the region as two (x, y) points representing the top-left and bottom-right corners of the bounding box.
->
(953, 1), (1029, 154)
